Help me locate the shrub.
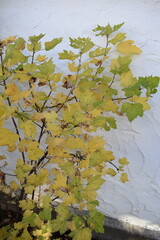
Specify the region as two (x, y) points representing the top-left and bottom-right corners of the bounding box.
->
(0, 23), (159, 240)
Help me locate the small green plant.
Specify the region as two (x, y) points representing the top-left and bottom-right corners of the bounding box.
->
(0, 23), (159, 240)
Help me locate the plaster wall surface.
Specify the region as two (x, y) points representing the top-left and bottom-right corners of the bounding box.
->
(1, 0), (160, 232)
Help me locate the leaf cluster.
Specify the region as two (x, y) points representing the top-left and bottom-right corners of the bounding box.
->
(0, 23), (159, 239)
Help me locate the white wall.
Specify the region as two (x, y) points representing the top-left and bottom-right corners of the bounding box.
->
(1, 0), (160, 231)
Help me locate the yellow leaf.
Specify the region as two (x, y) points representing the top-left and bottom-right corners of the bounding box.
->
(34, 215), (43, 228)
(0, 128), (19, 150)
(46, 123), (62, 136)
(51, 175), (67, 190)
(19, 199), (35, 210)
(63, 195), (77, 205)
(80, 62), (90, 69)
(20, 120), (36, 138)
(20, 87), (34, 99)
(56, 93), (67, 103)
(53, 189), (67, 198)
(68, 62), (78, 72)
(120, 173), (128, 183)
(109, 33), (126, 45)
(42, 111), (57, 122)
(10, 180), (20, 191)
(67, 137), (85, 150)
(119, 157), (129, 165)
(24, 185), (35, 194)
(79, 157), (89, 169)
(73, 127), (82, 135)
(79, 202), (86, 211)
(83, 189), (97, 201)
(18, 138), (30, 152)
(81, 168), (98, 178)
(32, 112), (44, 122)
(5, 83), (20, 102)
(131, 96), (150, 111)
(120, 71), (137, 87)
(87, 137), (105, 153)
(50, 73), (62, 82)
(89, 109), (102, 117)
(27, 141), (44, 161)
(36, 54), (47, 62)
(105, 168), (117, 176)
(102, 99), (118, 112)
(110, 59), (120, 71)
(117, 40), (142, 55)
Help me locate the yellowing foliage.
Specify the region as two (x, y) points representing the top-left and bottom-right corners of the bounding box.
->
(0, 23), (159, 240)
(117, 40), (142, 55)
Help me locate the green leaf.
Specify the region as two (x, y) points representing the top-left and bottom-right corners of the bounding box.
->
(87, 175), (105, 190)
(28, 33), (45, 43)
(73, 215), (85, 228)
(72, 227), (92, 240)
(93, 22), (124, 36)
(123, 81), (142, 97)
(109, 33), (126, 45)
(106, 117), (117, 130)
(89, 47), (110, 58)
(59, 50), (77, 60)
(97, 67), (105, 74)
(89, 149), (114, 167)
(45, 37), (62, 51)
(87, 200), (99, 211)
(69, 37), (94, 53)
(113, 22), (125, 32)
(39, 207), (52, 221)
(22, 210), (36, 227)
(56, 205), (71, 221)
(139, 76), (160, 96)
(88, 210), (105, 233)
(52, 219), (69, 234)
(38, 59), (55, 75)
(110, 56), (131, 74)
(27, 42), (41, 51)
(121, 102), (143, 121)
(93, 24), (112, 36)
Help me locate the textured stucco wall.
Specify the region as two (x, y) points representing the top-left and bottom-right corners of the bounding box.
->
(1, 0), (160, 231)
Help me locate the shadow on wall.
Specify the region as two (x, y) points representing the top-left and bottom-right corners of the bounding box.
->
(93, 215), (159, 240)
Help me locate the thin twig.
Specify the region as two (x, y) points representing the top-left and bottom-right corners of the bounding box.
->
(108, 161), (119, 171)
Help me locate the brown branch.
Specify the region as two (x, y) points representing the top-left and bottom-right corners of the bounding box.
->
(108, 161), (119, 171)
(31, 45), (36, 64)
(38, 119), (46, 143)
(108, 74), (116, 88)
(28, 150), (48, 176)
(112, 96), (132, 101)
